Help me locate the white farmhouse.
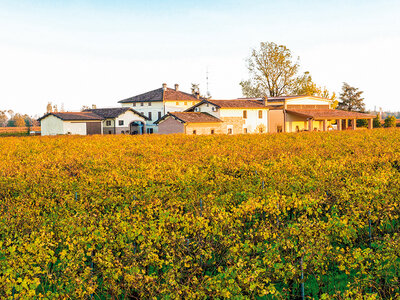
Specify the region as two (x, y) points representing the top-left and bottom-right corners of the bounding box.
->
(118, 83), (204, 133)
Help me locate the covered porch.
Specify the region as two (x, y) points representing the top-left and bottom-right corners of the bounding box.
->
(285, 109), (376, 132)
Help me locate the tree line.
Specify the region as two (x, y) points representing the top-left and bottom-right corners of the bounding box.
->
(0, 110), (38, 128)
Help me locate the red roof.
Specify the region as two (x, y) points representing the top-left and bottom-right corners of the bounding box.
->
(286, 109), (376, 120)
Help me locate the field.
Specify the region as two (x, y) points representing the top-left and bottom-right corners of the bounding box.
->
(1, 129), (399, 299)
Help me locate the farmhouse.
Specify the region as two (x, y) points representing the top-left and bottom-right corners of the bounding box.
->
(39, 108), (149, 136)
(241, 95), (375, 133)
(83, 107), (150, 134)
(156, 99), (268, 135)
(118, 83), (204, 133)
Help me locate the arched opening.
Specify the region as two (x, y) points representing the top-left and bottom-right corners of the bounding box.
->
(130, 121), (145, 135)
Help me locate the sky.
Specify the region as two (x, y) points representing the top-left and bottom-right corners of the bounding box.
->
(0, 0), (399, 117)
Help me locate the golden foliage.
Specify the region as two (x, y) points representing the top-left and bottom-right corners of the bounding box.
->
(0, 130), (399, 298)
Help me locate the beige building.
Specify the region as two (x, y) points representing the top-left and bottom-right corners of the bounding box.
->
(241, 95), (375, 133)
(118, 83), (204, 133)
(157, 99), (269, 135)
(156, 112), (222, 135)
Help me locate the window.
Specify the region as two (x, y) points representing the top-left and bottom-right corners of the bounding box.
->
(258, 110), (263, 119)
(132, 103), (136, 107)
(194, 107), (200, 112)
(108, 130), (112, 134)
(192, 102), (195, 105)
(141, 102), (144, 106)
(106, 120), (111, 126)
(206, 103), (209, 107)
(158, 111), (162, 119)
(148, 112), (152, 120)
(119, 120), (124, 126)
(244, 128), (248, 133)
(193, 130), (197, 135)
(228, 128), (233, 134)
(184, 102), (187, 105)
(176, 102), (179, 106)
(148, 102), (152, 106)
(212, 106), (217, 112)
(147, 128), (154, 134)
(211, 129), (215, 134)
(243, 110), (247, 119)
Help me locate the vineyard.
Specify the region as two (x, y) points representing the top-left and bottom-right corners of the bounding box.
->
(1, 129), (399, 299)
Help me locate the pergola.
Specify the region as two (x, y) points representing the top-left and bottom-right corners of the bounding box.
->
(286, 109), (376, 131)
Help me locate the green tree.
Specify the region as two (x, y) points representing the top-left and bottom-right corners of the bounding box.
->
(373, 115), (382, 128)
(384, 115), (396, 128)
(240, 42), (300, 97)
(337, 83), (365, 112)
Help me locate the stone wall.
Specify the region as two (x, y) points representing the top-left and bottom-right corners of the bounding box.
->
(220, 117), (245, 134)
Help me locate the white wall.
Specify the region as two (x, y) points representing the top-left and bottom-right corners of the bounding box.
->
(63, 122), (87, 135)
(41, 115), (64, 135)
(115, 110), (146, 128)
(195, 102), (220, 118)
(220, 108), (268, 133)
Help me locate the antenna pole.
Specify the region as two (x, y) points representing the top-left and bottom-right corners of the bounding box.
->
(206, 67), (210, 98)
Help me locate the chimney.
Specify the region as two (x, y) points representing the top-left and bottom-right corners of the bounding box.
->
(162, 83), (167, 91)
(262, 96), (268, 106)
(92, 104), (97, 109)
(174, 83), (179, 91)
(195, 92), (200, 99)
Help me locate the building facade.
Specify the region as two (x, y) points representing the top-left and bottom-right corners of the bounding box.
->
(118, 83), (204, 133)
(39, 108), (148, 136)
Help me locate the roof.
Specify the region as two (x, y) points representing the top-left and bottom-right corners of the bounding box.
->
(286, 109), (376, 120)
(155, 112), (222, 124)
(118, 87), (204, 103)
(38, 112), (103, 121)
(186, 99), (267, 112)
(84, 107), (150, 120)
(207, 99), (266, 108)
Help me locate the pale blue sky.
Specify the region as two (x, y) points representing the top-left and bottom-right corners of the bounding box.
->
(0, 0), (399, 116)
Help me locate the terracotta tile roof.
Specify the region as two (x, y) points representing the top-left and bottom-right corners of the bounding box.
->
(207, 99), (266, 108)
(286, 109), (376, 120)
(156, 112), (221, 124)
(164, 88), (203, 101)
(38, 112), (103, 121)
(118, 87), (204, 103)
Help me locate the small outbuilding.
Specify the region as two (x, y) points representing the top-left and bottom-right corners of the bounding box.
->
(38, 108), (149, 136)
(156, 112), (222, 135)
(38, 112), (104, 136)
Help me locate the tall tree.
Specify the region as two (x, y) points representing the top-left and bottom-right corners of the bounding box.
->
(0, 110), (8, 127)
(240, 42), (300, 97)
(337, 83), (365, 112)
(46, 102), (53, 113)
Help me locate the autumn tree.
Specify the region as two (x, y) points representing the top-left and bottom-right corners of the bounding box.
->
(240, 42), (300, 97)
(384, 115), (396, 128)
(337, 83), (365, 112)
(373, 115), (382, 128)
(0, 110), (8, 127)
(46, 102), (53, 113)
